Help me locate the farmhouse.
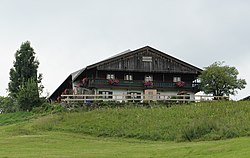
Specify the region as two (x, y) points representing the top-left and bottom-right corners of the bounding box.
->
(49, 46), (202, 102)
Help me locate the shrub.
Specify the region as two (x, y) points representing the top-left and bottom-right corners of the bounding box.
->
(0, 96), (19, 113)
(32, 102), (66, 114)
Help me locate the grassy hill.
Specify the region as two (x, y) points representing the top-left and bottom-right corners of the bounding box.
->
(0, 111), (33, 126)
(1, 130), (250, 158)
(1, 101), (250, 157)
(32, 101), (250, 141)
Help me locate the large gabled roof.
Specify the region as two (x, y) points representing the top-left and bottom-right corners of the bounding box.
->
(74, 46), (202, 81)
(89, 46), (200, 69)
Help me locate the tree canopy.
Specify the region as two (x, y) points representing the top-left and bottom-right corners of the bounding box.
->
(199, 62), (246, 96)
(8, 41), (43, 111)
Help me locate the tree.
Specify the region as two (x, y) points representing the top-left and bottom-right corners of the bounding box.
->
(8, 41), (43, 111)
(0, 96), (18, 113)
(199, 62), (246, 96)
(16, 78), (40, 111)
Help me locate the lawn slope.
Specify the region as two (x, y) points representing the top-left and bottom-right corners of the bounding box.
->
(0, 112), (33, 126)
(1, 101), (250, 157)
(32, 101), (250, 141)
(1, 130), (250, 158)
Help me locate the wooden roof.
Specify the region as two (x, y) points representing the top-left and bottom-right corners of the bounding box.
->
(74, 46), (202, 81)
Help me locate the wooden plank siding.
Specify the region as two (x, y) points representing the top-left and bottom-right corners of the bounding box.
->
(97, 49), (198, 74)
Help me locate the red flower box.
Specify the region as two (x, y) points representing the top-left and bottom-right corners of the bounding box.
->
(107, 79), (119, 85)
(144, 81), (153, 86)
(176, 81), (185, 87)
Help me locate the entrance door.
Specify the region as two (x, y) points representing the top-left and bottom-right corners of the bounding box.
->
(144, 89), (157, 101)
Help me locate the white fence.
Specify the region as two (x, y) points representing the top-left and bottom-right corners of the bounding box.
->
(61, 94), (228, 103)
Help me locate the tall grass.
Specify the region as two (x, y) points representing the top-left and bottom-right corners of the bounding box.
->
(0, 112), (33, 126)
(32, 101), (250, 141)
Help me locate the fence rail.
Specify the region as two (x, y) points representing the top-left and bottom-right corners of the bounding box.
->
(88, 79), (199, 89)
(60, 94), (229, 103)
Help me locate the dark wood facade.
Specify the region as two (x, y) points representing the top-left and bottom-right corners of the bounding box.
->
(49, 46), (202, 101)
(86, 46), (199, 74)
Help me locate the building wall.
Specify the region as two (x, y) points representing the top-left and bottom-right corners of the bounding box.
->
(96, 88), (195, 101)
(96, 88), (143, 101)
(97, 47), (199, 74)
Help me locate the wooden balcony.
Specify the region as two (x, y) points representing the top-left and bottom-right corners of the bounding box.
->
(87, 79), (200, 91)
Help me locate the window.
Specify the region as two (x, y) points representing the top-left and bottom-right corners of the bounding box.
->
(142, 56), (152, 62)
(106, 74), (115, 80)
(145, 75), (153, 82)
(124, 74), (133, 81)
(173, 77), (181, 82)
(99, 91), (113, 99)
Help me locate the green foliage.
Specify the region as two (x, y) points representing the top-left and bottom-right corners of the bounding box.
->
(199, 61), (246, 96)
(32, 102), (66, 114)
(8, 41), (44, 111)
(32, 101), (250, 142)
(16, 78), (41, 111)
(0, 96), (18, 113)
(2, 101), (250, 142)
(2, 103), (250, 157)
(2, 131), (250, 158)
(0, 112), (33, 126)
(180, 119), (220, 141)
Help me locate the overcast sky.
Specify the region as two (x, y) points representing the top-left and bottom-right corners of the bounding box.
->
(0, 0), (249, 100)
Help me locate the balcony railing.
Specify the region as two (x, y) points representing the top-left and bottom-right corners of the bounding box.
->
(87, 79), (199, 90)
(61, 94), (229, 103)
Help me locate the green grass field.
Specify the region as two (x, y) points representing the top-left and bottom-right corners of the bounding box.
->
(32, 101), (250, 141)
(1, 130), (250, 158)
(1, 101), (250, 157)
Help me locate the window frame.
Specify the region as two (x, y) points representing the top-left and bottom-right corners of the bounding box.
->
(106, 74), (115, 80)
(173, 77), (181, 82)
(124, 74), (133, 81)
(145, 75), (153, 82)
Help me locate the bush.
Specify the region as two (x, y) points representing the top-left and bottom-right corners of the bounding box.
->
(32, 103), (66, 114)
(0, 96), (19, 113)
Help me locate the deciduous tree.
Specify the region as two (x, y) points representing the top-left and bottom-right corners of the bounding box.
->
(199, 62), (246, 96)
(8, 41), (43, 111)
